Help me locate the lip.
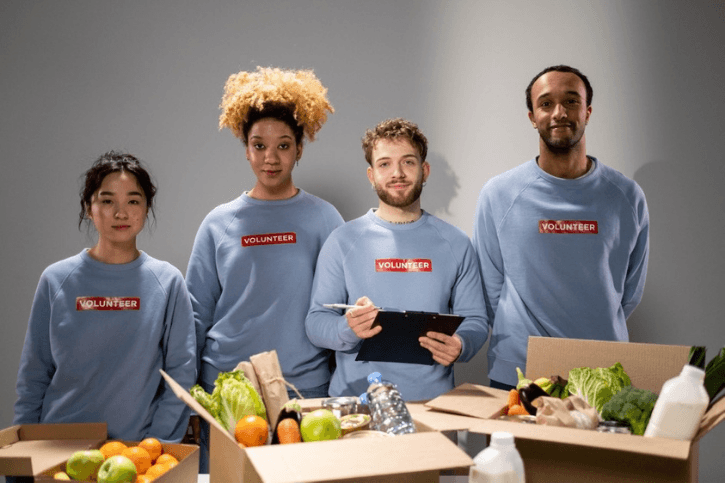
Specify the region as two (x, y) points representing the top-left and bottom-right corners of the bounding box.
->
(388, 183), (410, 189)
(551, 124), (572, 130)
(263, 170), (281, 176)
(113, 225), (131, 230)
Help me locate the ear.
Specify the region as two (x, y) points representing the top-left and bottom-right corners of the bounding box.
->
(422, 161), (431, 183)
(296, 142), (304, 161)
(585, 105), (592, 124)
(366, 166), (374, 186)
(528, 110), (537, 128)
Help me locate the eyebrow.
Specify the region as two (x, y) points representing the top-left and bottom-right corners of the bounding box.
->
(538, 90), (583, 101)
(249, 134), (294, 140)
(98, 190), (144, 197)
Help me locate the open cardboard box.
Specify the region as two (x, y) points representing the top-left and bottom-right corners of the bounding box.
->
(423, 337), (725, 483)
(0, 422), (199, 482)
(161, 370), (473, 483)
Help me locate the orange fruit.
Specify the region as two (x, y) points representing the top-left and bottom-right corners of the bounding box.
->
(144, 463), (171, 480)
(121, 446), (152, 475)
(155, 454), (178, 466)
(276, 418), (302, 444)
(138, 437), (163, 462)
(234, 415), (268, 447)
(136, 475), (154, 483)
(99, 440), (128, 459)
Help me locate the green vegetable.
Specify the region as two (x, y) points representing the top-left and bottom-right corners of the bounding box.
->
(565, 362), (632, 414)
(191, 370), (267, 432)
(688, 346), (707, 370)
(515, 367), (532, 390)
(601, 386), (658, 436)
(704, 347), (725, 405)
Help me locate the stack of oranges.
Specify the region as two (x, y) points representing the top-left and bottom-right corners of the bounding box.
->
(98, 437), (179, 482)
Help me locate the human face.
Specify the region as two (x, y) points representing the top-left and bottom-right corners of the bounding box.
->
(88, 171), (148, 247)
(245, 118), (302, 200)
(528, 71), (592, 152)
(367, 138), (429, 209)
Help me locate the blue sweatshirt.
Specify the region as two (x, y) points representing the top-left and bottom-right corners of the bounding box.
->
(305, 209), (488, 401)
(186, 189), (344, 390)
(13, 250), (196, 442)
(473, 158), (649, 386)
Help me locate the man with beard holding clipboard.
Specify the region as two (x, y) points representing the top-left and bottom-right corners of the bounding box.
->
(305, 118), (488, 401)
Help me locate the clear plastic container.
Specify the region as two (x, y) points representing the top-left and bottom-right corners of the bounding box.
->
(362, 372), (416, 435)
(644, 364), (708, 440)
(469, 431), (525, 483)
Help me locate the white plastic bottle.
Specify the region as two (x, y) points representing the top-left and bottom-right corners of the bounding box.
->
(644, 364), (709, 440)
(469, 431), (525, 483)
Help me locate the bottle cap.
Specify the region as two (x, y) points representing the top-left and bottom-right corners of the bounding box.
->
(367, 372), (382, 384)
(490, 431), (515, 446)
(359, 393), (369, 405)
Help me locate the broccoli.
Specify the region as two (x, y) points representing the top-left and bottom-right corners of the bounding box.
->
(600, 386), (658, 436)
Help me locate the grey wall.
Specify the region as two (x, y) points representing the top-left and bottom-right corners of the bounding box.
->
(2, 1), (724, 480)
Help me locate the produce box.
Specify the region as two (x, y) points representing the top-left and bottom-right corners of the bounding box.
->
(161, 371), (473, 483)
(0, 422), (199, 482)
(423, 337), (725, 483)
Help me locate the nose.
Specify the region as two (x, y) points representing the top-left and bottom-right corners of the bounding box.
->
(392, 161), (406, 178)
(114, 204), (128, 219)
(264, 148), (280, 164)
(552, 103), (568, 120)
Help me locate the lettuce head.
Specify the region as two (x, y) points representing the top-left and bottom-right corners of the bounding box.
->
(190, 370), (267, 433)
(565, 362), (632, 415)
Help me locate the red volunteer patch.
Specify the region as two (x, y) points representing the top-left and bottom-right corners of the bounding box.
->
(539, 220), (599, 234)
(241, 232), (297, 247)
(76, 297), (141, 311)
(375, 258), (433, 272)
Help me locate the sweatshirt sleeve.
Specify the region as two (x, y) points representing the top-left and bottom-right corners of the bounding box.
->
(472, 185), (503, 326)
(13, 274), (55, 424)
(185, 215), (223, 373)
(305, 235), (362, 351)
(622, 192), (650, 318)
(146, 274), (197, 442)
(451, 240), (489, 363)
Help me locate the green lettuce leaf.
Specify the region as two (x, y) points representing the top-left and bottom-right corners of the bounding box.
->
(191, 370), (267, 433)
(565, 362), (632, 414)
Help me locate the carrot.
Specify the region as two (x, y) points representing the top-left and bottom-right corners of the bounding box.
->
(507, 404), (530, 416)
(277, 418), (302, 444)
(507, 389), (520, 409)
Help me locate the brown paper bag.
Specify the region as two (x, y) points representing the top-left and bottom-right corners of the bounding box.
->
(534, 395), (599, 430)
(233, 360), (262, 398)
(250, 350), (291, 429)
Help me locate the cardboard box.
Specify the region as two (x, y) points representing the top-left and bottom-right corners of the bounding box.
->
(161, 370), (473, 483)
(423, 337), (725, 483)
(0, 422), (199, 482)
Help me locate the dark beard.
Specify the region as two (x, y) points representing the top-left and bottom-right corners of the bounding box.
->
(540, 126), (584, 153)
(375, 178), (424, 208)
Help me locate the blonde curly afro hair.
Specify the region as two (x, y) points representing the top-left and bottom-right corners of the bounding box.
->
(219, 66), (334, 143)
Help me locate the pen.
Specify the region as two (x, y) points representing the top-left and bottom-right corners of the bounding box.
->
(323, 303), (380, 310)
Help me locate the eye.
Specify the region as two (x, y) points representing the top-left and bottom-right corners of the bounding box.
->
(278, 143), (290, 150)
(253, 143), (265, 150)
(378, 161), (389, 168)
(101, 199), (113, 204)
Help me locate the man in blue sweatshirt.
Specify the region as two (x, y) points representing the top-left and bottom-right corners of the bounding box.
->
(473, 65), (650, 389)
(306, 118), (488, 401)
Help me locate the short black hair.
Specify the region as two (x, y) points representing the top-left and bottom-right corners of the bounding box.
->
(241, 101), (305, 146)
(526, 65), (593, 112)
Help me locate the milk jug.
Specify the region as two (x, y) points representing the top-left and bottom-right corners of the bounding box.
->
(644, 364), (708, 440)
(469, 431), (525, 483)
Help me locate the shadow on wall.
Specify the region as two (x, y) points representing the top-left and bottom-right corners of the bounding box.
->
(422, 151), (460, 219)
(629, 160), (725, 349)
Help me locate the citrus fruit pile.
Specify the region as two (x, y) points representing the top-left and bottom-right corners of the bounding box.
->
(91, 437), (179, 482)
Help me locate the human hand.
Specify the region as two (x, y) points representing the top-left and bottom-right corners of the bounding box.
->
(345, 296), (381, 339)
(419, 332), (462, 366)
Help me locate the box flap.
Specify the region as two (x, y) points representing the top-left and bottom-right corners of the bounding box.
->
(242, 431), (472, 483)
(423, 383), (508, 420)
(160, 369), (235, 444)
(695, 396), (725, 440)
(526, 337), (690, 393)
(467, 418), (692, 460)
(408, 402), (487, 432)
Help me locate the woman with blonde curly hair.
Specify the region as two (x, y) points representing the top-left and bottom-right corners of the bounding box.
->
(186, 67), (343, 469)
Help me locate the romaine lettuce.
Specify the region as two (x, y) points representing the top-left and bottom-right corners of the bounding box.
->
(191, 370), (267, 433)
(565, 362), (632, 415)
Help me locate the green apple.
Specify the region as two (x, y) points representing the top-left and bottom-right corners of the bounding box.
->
(300, 409), (342, 442)
(97, 455), (137, 483)
(65, 449), (104, 481)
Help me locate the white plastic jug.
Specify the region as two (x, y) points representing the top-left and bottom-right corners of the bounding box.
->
(469, 431), (525, 483)
(644, 364), (708, 440)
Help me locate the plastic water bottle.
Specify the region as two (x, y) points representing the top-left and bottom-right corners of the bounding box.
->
(644, 364), (709, 440)
(469, 432), (525, 483)
(363, 372), (416, 435)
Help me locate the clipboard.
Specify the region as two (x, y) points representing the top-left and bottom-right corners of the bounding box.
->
(355, 310), (464, 365)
